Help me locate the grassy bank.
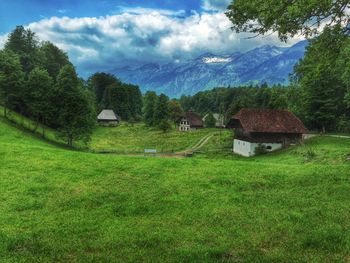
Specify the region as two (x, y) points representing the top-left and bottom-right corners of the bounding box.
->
(1, 118), (350, 262)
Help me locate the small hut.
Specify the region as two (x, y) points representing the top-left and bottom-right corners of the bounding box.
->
(178, 111), (204, 131)
(226, 109), (308, 157)
(97, 110), (120, 127)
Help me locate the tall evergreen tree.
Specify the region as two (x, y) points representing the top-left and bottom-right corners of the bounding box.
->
(56, 65), (95, 146)
(5, 26), (42, 74)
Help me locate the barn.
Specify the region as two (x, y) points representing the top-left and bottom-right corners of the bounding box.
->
(178, 111), (204, 131)
(97, 109), (120, 127)
(226, 109), (308, 157)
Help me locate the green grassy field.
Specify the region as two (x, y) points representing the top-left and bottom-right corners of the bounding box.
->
(90, 123), (230, 153)
(0, 106), (230, 153)
(1, 118), (350, 262)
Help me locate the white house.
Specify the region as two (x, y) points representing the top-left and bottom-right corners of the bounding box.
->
(226, 109), (308, 157)
(178, 111), (204, 132)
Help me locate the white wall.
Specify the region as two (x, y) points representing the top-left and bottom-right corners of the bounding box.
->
(233, 139), (283, 157)
(233, 139), (252, 157)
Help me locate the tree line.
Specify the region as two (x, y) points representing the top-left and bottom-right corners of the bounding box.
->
(0, 26), (95, 146)
(0, 26), (144, 146)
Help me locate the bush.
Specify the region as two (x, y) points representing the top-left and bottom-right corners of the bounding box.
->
(254, 144), (268, 155)
(304, 145), (316, 160)
(158, 120), (172, 133)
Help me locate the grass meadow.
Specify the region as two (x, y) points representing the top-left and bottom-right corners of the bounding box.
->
(1, 116), (350, 262)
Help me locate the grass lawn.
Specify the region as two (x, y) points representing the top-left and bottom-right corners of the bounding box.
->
(90, 123), (226, 153)
(1, 118), (350, 262)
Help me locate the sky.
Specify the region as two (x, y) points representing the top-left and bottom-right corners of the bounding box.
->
(0, 0), (302, 77)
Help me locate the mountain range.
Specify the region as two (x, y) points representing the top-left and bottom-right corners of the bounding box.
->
(113, 40), (308, 97)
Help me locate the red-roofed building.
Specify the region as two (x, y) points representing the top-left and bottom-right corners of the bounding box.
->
(226, 109), (308, 156)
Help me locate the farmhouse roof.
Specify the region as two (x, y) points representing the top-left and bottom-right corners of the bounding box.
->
(97, 110), (119, 121)
(227, 109), (308, 134)
(180, 111), (204, 127)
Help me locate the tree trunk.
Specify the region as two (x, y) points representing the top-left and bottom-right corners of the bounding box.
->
(4, 106), (7, 118)
(322, 124), (326, 134)
(68, 136), (73, 147)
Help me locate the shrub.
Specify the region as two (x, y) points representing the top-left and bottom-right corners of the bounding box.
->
(158, 120), (172, 133)
(254, 144), (268, 155)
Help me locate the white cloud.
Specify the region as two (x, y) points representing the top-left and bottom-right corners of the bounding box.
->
(114, 6), (186, 17)
(0, 34), (7, 48)
(1, 8), (302, 76)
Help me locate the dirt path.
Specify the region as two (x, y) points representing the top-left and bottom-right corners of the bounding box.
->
(176, 132), (215, 155)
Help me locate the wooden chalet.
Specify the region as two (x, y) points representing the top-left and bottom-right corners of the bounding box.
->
(97, 109), (120, 127)
(226, 109), (308, 157)
(178, 111), (204, 131)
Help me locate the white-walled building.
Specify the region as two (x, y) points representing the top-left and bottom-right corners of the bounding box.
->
(178, 111), (204, 132)
(226, 109), (308, 157)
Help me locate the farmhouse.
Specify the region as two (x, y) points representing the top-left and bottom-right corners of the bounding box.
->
(178, 111), (204, 131)
(97, 109), (120, 127)
(203, 113), (225, 128)
(226, 109), (308, 157)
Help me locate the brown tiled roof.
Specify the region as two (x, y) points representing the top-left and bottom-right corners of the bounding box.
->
(180, 111), (204, 127)
(227, 109), (308, 133)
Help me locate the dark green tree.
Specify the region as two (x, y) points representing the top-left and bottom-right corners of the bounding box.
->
(226, 0), (350, 41)
(204, 112), (216, 128)
(143, 91), (157, 126)
(154, 93), (170, 124)
(294, 26), (347, 132)
(5, 26), (42, 74)
(56, 65), (95, 146)
(26, 68), (53, 136)
(0, 50), (24, 117)
(158, 120), (172, 133)
(40, 41), (71, 81)
(168, 100), (183, 125)
(88, 72), (119, 110)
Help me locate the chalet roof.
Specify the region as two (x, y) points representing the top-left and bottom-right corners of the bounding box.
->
(179, 111), (204, 127)
(97, 110), (119, 121)
(227, 109), (308, 134)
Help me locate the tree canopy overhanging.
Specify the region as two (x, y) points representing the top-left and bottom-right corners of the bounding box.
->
(226, 0), (350, 41)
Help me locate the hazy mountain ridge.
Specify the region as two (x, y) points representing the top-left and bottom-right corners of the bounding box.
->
(113, 40), (308, 97)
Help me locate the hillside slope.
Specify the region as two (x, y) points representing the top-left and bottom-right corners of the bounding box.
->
(1, 119), (350, 262)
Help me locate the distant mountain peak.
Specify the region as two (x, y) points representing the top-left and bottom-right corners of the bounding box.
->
(113, 41), (307, 97)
